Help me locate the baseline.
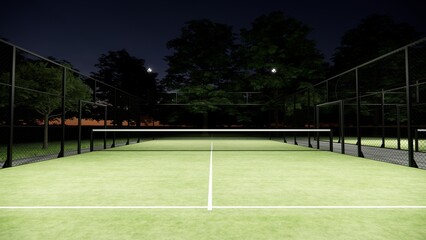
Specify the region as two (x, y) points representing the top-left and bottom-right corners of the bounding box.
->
(1, 206), (425, 209)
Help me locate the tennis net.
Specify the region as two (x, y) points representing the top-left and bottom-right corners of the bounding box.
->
(89, 129), (333, 152)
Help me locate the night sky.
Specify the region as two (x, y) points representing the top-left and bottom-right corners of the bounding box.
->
(1, 0), (425, 79)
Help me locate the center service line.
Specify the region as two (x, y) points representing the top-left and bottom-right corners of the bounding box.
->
(208, 142), (213, 211)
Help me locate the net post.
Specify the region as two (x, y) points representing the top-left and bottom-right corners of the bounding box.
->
(329, 130), (333, 152)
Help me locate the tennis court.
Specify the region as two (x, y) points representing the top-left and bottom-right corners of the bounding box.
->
(1, 134), (425, 240)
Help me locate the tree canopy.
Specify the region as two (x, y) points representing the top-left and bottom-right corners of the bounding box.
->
(93, 49), (158, 102)
(10, 60), (91, 148)
(239, 12), (325, 91)
(332, 14), (422, 72)
(164, 19), (235, 127)
(160, 13), (330, 127)
(235, 12), (326, 126)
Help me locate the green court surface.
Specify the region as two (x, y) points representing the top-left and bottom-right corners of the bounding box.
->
(1, 139), (425, 239)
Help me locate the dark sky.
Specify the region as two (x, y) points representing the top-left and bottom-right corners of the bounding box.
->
(1, 0), (425, 79)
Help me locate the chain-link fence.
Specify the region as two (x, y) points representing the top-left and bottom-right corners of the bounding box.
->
(2, 38), (426, 170)
(284, 38), (426, 169)
(0, 39), (142, 168)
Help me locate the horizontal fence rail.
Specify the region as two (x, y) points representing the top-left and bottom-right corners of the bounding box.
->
(1, 38), (426, 170)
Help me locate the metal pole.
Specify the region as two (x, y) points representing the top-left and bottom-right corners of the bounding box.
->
(112, 89), (117, 148)
(415, 129), (419, 152)
(340, 100), (345, 154)
(104, 106), (107, 149)
(293, 96), (297, 145)
(59, 68), (66, 158)
(137, 99), (141, 143)
(397, 106), (401, 150)
(78, 100), (82, 154)
(90, 130), (94, 152)
(405, 47), (417, 168)
(356, 69), (363, 157)
(307, 89), (312, 148)
(4, 46), (16, 168)
(381, 89), (385, 148)
(316, 106), (320, 149)
(125, 96), (130, 145)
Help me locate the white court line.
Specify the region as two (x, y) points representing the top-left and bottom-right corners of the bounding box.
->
(207, 142), (213, 211)
(214, 206), (426, 209)
(0, 206), (206, 209)
(1, 206), (425, 209)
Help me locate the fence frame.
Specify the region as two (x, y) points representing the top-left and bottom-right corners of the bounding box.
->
(287, 38), (426, 168)
(0, 39), (142, 168)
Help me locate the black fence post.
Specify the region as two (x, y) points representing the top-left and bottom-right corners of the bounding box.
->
(415, 129), (419, 152)
(340, 100), (345, 154)
(356, 69), (364, 157)
(293, 95), (297, 145)
(104, 106), (107, 149)
(4, 46), (16, 168)
(58, 67), (66, 158)
(307, 89), (312, 148)
(405, 47), (417, 168)
(316, 106), (320, 149)
(396, 106), (401, 150)
(90, 130), (94, 152)
(78, 100), (82, 154)
(381, 89), (385, 148)
(112, 89), (117, 148)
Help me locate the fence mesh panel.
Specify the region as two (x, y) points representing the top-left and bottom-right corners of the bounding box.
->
(1, 38), (426, 169)
(0, 40), (143, 168)
(283, 38), (426, 169)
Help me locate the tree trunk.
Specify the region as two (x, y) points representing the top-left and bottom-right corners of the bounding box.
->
(43, 114), (49, 149)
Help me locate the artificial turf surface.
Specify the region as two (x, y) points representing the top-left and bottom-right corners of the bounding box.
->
(0, 139), (425, 239)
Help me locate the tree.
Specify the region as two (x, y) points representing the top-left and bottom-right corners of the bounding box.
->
(11, 61), (91, 148)
(332, 14), (422, 72)
(164, 19), (235, 127)
(237, 11), (325, 126)
(92, 49), (159, 126)
(93, 49), (158, 103)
